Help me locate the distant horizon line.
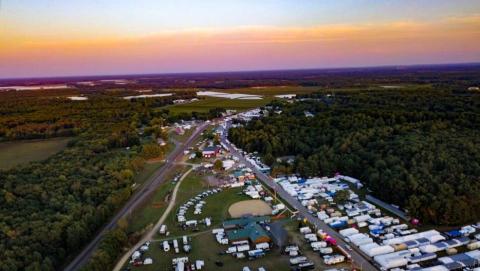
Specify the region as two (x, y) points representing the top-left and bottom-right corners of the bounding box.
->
(1, 61), (480, 83)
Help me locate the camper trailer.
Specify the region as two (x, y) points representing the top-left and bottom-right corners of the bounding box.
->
(163, 241), (171, 252)
(173, 239), (179, 253)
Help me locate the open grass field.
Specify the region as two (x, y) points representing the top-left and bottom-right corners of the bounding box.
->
(157, 171), (210, 236)
(222, 84), (433, 97)
(0, 137), (71, 170)
(126, 219), (352, 271)
(132, 232), (291, 271)
(126, 165), (183, 233)
(133, 161), (164, 186)
(156, 171), (250, 238)
(122, 171), (352, 271)
(166, 97), (272, 115)
(164, 86), (324, 115)
(222, 86), (320, 96)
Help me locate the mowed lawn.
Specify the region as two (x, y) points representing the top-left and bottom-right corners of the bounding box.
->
(124, 170), (291, 271)
(126, 164), (182, 234)
(130, 219), (351, 271)
(132, 231), (291, 271)
(160, 185), (249, 238)
(157, 171), (211, 237)
(0, 137), (71, 170)
(165, 97), (272, 115)
(121, 170), (348, 271)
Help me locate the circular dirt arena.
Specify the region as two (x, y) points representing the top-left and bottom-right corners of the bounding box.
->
(228, 200), (273, 218)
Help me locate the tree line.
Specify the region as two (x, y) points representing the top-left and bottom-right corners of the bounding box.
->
(0, 91), (185, 270)
(229, 88), (480, 225)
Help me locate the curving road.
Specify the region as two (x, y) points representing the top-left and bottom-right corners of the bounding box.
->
(112, 166), (195, 271)
(64, 122), (209, 271)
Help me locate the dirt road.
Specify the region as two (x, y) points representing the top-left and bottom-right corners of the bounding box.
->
(113, 167), (195, 271)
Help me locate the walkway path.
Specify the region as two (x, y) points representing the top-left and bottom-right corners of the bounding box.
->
(113, 166), (195, 271)
(366, 195), (409, 221)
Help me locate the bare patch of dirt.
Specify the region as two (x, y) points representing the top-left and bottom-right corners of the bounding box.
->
(228, 200), (273, 217)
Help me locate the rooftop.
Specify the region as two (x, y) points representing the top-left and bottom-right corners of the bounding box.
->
(223, 216), (270, 228)
(226, 222), (270, 243)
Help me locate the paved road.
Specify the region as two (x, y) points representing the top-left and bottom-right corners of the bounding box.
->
(366, 195), (409, 221)
(64, 123), (209, 271)
(221, 121), (378, 271)
(113, 167), (195, 271)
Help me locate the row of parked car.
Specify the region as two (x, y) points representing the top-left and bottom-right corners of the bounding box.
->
(176, 188), (221, 226)
(299, 226), (347, 267)
(283, 244), (316, 271)
(129, 242), (154, 267)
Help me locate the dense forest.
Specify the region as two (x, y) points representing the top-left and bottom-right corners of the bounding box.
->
(229, 87), (480, 225)
(0, 65), (479, 269)
(0, 90), (192, 271)
(2, 64), (479, 90)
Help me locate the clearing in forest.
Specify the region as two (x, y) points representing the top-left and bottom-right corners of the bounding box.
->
(0, 137), (70, 169)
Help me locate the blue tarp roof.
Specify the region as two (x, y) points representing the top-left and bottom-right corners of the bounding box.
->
(405, 240), (417, 246)
(457, 258), (478, 267)
(435, 242), (448, 248)
(444, 262), (464, 270)
(417, 237), (429, 243)
(371, 229), (384, 235)
(449, 253), (472, 262)
(446, 230), (462, 237)
(410, 253), (436, 263)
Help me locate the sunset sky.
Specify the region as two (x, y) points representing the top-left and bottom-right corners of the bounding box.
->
(1, 0), (480, 78)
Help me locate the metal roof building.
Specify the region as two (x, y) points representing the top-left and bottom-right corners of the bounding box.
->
(226, 222), (271, 244)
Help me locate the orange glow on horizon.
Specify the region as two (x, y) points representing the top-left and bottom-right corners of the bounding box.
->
(1, 16), (480, 77)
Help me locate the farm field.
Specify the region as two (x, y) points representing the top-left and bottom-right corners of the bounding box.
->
(222, 86), (320, 96)
(0, 137), (71, 170)
(166, 97), (272, 115)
